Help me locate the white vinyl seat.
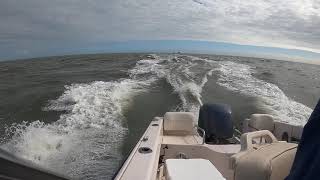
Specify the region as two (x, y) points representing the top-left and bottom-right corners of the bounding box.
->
(162, 112), (203, 145)
(249, 114), (274, 131)
(230, 130), (297, 180)
(163, 112), (195, 135)
(165, 159), (226, 180)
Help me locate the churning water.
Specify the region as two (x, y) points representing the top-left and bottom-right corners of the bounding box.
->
(0, 54), (319, 179)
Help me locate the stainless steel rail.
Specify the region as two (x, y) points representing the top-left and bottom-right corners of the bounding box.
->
(194, 125), (206, 144)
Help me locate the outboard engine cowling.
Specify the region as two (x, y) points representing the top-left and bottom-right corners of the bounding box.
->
(198, 104), (233, 144)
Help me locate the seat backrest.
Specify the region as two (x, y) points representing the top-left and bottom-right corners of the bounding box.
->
(164, 112), (195, 135)
(249, 114), (274, 132)
(230, 130), (297, 180)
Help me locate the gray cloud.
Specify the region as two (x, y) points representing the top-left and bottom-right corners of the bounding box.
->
(0, 0), (319, 59)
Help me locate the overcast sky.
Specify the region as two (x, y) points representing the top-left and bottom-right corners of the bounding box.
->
(0, 0), (320, 61)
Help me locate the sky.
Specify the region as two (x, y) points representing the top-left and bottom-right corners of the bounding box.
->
(0, 0), (320, 63)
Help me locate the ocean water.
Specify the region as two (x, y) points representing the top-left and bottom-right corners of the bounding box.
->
(0, 53), (319, 179)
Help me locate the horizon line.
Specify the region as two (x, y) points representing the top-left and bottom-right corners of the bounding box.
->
(1, 40), (319, 65)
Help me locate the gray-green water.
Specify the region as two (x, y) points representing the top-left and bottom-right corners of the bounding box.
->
(0, 53), (319, 179)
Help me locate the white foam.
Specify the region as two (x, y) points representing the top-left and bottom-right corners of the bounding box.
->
(2, 54), (180, 178)
(130, 55), (214, 113)
(4, 121), (65, 164)
(2, 79), (150, 178)
(46, 80), (146, 130)
(1, 54), (216, 178)
(4, 54), (311, 179)
(215, 61), (312, 125)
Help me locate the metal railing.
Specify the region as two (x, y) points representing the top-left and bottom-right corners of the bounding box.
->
(194, 125), (206, 144)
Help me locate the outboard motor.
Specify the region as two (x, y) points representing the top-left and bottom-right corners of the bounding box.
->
(198, 103), (233, 144)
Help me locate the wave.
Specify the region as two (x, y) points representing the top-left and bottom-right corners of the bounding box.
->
(3, 54), (212, 178)
(214, 61), (312, 126)
(130, 55), (215, 114)
(2, 66), (153, 178)
(1, 54), (313, 179)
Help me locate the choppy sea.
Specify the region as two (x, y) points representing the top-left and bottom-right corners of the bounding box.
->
(0, 53), (319, 179)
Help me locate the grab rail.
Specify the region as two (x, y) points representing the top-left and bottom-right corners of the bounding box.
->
(194, 125), (206, 144)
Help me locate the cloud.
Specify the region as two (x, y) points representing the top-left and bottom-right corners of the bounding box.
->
(0, 0), (319, 59)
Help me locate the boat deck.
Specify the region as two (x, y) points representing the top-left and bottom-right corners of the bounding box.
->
(115, 117), (241, 180)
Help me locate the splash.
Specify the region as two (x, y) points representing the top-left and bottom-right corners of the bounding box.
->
(214, 61), (312, 125)
(130, 55), (214, 113)
(2, 72), (152, 178)
(1, 54), (313, 180)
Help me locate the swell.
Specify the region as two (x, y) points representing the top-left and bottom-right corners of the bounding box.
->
(0, 54), (313, 180)
(1, 54), (213, 179)
(2, 80), (148, 179)
(131, 55), (216, 114)
(214, 61), (312, 125)
(1, 57), (156, 179)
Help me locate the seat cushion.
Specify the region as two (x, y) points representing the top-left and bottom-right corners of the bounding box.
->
(165, 159), (225, 180)
(232, 142), (297, 180)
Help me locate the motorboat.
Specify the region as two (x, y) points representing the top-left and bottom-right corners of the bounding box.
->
(114, 103), (303, 180)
